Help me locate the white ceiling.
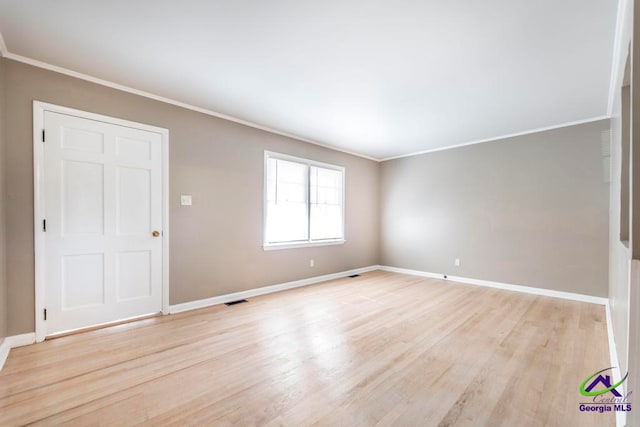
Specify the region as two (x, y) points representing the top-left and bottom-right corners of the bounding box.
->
(0, 1), (619, 160)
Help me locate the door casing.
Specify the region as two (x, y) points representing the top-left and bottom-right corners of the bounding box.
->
(33, 101), (170, 342)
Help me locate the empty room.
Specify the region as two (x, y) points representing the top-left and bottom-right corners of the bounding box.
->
(0, 1), (638, 426)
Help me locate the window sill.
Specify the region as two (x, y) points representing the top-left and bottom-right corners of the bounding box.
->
(263, 239), (345, 251)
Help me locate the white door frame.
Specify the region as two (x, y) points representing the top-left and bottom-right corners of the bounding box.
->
(33, 101), (170, 342)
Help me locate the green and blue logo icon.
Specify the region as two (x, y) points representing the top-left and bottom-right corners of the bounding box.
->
(580, 367), (628, 397)
(578, 367), (632, 414)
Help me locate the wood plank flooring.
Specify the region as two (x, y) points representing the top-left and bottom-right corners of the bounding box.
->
(0, 271), (613, 426)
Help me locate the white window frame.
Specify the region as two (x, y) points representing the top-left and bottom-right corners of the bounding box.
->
(263, 151), (346, 250)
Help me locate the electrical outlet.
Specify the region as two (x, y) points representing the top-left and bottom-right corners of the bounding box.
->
(181, 195), (192, 206)
(310, 259), (315, 267)
(455, 258), (460, 266)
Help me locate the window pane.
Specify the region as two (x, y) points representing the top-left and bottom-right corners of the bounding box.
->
(266, 158), (277, 202)
(266, 158), (308, 243)
(310, 166), (343, 240)
(266, 201), (308, 242)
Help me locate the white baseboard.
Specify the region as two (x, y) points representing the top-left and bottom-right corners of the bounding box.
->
(378, 265), (608, 305)
(0, 332), (36, 371)
(6, 332), (37, 348)
(0, 338), (9, 371)
(169, 265), (380, 314)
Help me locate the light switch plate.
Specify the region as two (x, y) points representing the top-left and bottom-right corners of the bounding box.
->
(181, 195), (192, 206)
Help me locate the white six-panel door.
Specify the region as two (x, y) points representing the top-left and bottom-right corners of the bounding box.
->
(41, 109), (165, 336)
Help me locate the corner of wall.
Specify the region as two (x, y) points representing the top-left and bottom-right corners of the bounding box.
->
(376, 159), (383, 266)
(0, 56), (7, 341)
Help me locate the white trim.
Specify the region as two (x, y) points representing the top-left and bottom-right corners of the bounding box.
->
(605, 300), (626, 427)
(169, 265), (379, 314)
(0, 339), (9, 371)
(607, 0), (629, 116)
(264, 150), (346, 172)
(378, 266), (608, 305)
(0, 333), (37, 371)
(6, 333), (36, 348)
(380, 116), (611, 161)
(606, 301), (621, 370)
(33, 103), (45, 343)
(1, 49), (377, 162)
(0, 32), (7, 57)
(263, 151), (346, 248)
(34, 101), (171, 134)
(32, 101), (170, 342)
(380, 266), (442, 280)
(0, 34), (616, 163)
(161, 125), (171, 316)
(263, 239), (345, 251)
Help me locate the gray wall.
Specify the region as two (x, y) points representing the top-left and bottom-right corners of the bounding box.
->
(380, 120), (610, 297)
(2, 58), (380, 335)
(0, 58), (6, 340)
(0, 55), (613, 337)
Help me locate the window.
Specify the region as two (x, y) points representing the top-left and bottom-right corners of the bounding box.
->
(264, 151), (345, 249)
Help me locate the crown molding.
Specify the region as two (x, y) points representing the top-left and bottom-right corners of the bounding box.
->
(0, 32), (379, 162)
(0, 30), (615, 163)
(380, 115), (611, 161)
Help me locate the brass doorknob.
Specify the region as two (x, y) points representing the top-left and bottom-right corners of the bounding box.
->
(152, 230), (161, 237)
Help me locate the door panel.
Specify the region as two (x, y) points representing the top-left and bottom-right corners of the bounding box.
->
(116, 251), (152, 301)
(62, 160), (104, 236)
(62, 253), (105, 309)
(44, 111), (163, 335)
(117, 166), (151, 235)
(116, 136), (151, 160)
(61, 126), (104, 153)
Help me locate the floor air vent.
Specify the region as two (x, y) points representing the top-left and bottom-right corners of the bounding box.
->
(348, 274), (360, 278)
(225, 299), (248, 306)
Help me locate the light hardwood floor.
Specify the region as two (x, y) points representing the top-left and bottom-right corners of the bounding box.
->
(0, 271), (613, 426)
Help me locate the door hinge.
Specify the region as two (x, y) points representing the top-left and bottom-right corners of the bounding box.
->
(42, 129), (45, 142)
(44, 308), (47, 321)
(43, 219), (46, 232)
